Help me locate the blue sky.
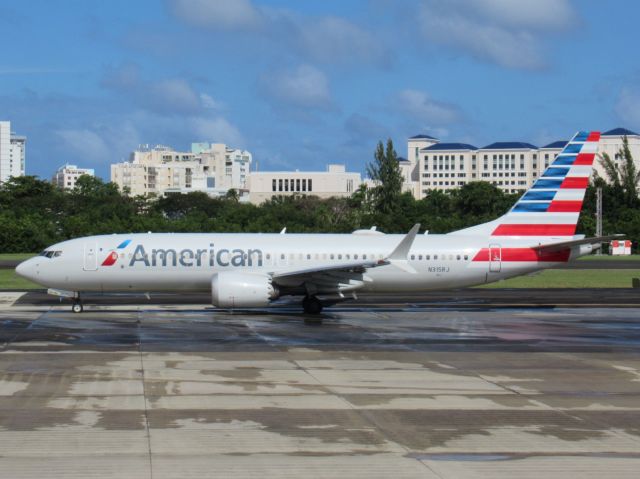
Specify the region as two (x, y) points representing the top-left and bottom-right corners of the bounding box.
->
(1, 0), (639, 180)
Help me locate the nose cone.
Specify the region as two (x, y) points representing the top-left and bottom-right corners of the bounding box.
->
(15, 258), (38, 282)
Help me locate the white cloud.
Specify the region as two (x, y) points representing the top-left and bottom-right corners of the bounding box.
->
(102, 65), (220, 116)
(168, 3), (387, 67)
(615, 87), (640, 128)
(189, 117), (244, 146)
(259, 64), (333, 111)
(55, 129), (111, 164)
(418, 0), (577, 70)
(55, 122), (143, 166)
(170, 0), (262, 30)
(147, 79), (202, 114)
(299, 16), (388, 65)
(396, 89), (461, 124)
(459, 0), (575, 30)
(200, 93), (219, 110)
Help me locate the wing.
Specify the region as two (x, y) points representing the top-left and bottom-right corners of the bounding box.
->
(269, 224), (420, 293)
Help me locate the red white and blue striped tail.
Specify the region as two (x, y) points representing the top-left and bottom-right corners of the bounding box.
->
(451, 131), (600, 238)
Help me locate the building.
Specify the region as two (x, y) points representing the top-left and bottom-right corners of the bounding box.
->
(247, 164), (361, 204)
(51, 164), (95, 189)
(597, 128), (640, 179)
(405, 134), (438, 197)
(111, 143), (251, 197)
(408, 127), (640, 197)
(419, 142), (479, 196)
(0, 121), (26, 184)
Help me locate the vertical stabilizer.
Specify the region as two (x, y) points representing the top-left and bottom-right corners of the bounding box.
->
(450, 131), (600, 238)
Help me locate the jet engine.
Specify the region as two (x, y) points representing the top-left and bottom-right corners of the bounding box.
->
(211, 271), (278, 308)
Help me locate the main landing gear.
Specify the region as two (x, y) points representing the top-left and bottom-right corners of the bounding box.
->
(302, 295), (323, 315)
(71, 298), (84, 313)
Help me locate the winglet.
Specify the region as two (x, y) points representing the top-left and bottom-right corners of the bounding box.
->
(387, 224), (420, 261)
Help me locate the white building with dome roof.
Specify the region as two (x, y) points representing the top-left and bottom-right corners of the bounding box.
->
(404, 127), (640, 198)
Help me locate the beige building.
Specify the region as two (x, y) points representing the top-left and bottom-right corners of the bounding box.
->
(111, 143), (251, 197)
(52, 164), (95, 189)
(408, 127), (640, 198)
(247, 164), (361, 204)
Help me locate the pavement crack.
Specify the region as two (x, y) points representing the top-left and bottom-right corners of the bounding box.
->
(136, 307), (154, 479)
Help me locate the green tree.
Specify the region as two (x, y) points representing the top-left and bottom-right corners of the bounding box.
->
(598, 135), (640, 208)
(366, 139), (403, 214)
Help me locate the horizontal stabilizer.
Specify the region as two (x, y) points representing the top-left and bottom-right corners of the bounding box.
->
(533, 234), (625, 253)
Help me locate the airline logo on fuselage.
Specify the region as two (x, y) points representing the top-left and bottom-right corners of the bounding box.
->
(127, 244), (263, 268)
(101, 239), (132, 266)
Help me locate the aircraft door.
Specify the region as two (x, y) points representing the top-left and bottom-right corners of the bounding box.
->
(489, 244), (501, 273)
(83, 243), (98, 271)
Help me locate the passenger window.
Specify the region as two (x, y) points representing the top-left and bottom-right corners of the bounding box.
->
(434, 255), (438, 260)
(307, 254), (311, 260)
(363, 254), (367, 260)
(426, 255), (430, 260)
(456, 255), (461, 260)
(266, 254), (271, 260)
(338, 254), (342, 260)
(330, 254), (334, 260)
(418, 255), (422, 260)
(464, 255), (468, 260)
(354, 254), (358, 260)
(280, 254), (285, 260)
(346, 254), (350, 260)
(411, 255), (415, 260)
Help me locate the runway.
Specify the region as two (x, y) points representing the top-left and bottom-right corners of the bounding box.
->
(1, 290), (639, 478)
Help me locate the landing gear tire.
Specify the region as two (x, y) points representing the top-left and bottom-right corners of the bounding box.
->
(302, 296), (323, 315)
(72, 301), (83, 314)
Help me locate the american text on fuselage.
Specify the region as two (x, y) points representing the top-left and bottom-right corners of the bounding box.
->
(127, 244), (263, 268)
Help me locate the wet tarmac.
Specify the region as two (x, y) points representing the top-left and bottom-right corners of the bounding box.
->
(0, 291), (639, 478)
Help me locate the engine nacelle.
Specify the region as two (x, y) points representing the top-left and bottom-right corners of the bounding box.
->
(211, 271), (278, 308)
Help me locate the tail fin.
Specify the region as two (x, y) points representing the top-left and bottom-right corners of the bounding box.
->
(451, 131), (600, 238)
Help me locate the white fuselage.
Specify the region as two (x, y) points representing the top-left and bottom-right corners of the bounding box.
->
(16, 232), (585, 294)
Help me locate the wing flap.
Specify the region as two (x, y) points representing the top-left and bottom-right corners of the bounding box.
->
(271, 259), (386, 280)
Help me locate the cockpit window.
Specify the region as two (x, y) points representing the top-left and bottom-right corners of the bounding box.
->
(39, 250), (62, 258)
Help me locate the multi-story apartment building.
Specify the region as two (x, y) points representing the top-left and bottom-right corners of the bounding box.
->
(111, 143), (251, 197)
(51, 164), (95, 189)
(408, 127), (640, 198)
(247, 164), (361, 204)
(0, 121), (26, 183)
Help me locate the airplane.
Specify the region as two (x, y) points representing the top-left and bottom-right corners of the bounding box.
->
(16, 131), (620, 316)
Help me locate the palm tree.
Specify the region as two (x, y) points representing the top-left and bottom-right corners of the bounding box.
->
(598, 135), (640, 207)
